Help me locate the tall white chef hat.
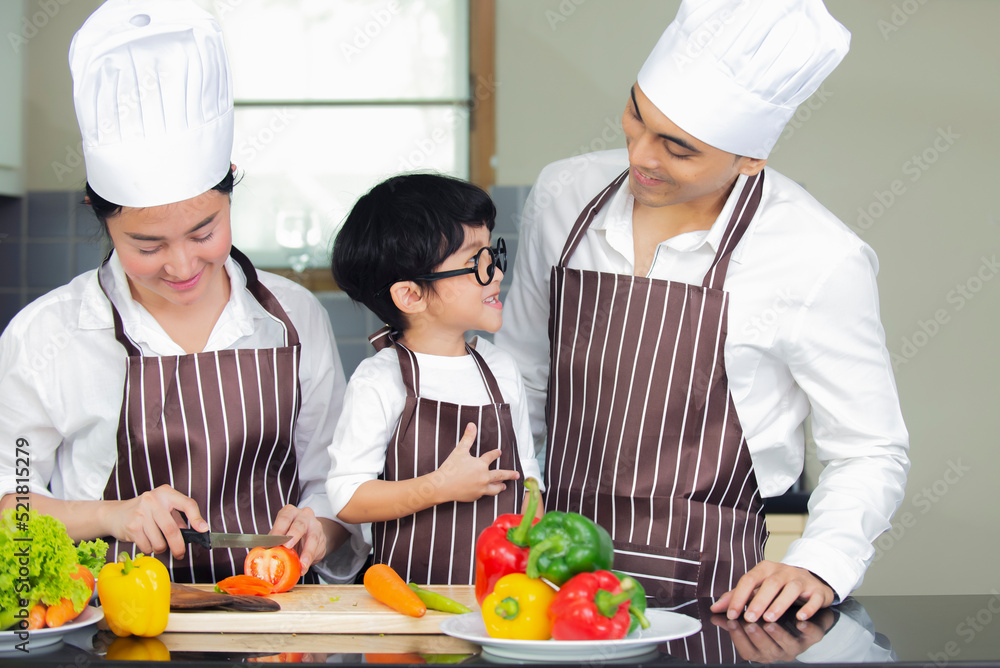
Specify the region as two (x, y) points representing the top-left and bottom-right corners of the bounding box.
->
(69, 0), (233, 208)
(637, 0), (850, 159)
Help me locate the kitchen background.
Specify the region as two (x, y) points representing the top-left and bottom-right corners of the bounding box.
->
(1, 0), (997, 598)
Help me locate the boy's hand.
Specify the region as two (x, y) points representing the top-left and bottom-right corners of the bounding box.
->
(435, 423), (521, 502)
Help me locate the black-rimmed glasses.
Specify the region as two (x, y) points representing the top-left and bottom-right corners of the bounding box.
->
(374, 238), (507, 298)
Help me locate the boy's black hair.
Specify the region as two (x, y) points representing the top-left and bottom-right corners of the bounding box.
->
(331, 173), (497, 332)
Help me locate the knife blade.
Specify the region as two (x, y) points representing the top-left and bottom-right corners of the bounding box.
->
(180, 529), (291, 550)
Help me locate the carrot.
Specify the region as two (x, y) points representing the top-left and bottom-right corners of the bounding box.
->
(27, 603), (47, 630)
(364, 653), (426, 664)
(363, 564), (427, 618)
(73, 563), (96, 595)
(45, 597), (82, 628)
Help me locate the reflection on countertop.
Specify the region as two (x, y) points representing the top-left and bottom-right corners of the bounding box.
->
(5, 594), (1000, 666)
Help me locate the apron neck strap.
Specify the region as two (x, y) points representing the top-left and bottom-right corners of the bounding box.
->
(701, 171), (765, 291)
(466, 344), (506, 404)
(558, 169), (629, 267)
(97, 250), (141, 356)
(230, 246), (300, 347)
(98, 246), (301, 355)
(369, 327), (506, 403)
(556, 168), (766, 292)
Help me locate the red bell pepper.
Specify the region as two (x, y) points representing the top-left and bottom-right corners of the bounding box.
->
(548, 570), (639, 641)
(473, 477), (542, 605)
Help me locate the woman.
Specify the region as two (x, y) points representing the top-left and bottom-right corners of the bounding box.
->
(0, 0), (363, 584)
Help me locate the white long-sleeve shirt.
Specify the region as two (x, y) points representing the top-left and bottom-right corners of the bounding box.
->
(495, 149), (910, 601)
(0, 252), (345, 524)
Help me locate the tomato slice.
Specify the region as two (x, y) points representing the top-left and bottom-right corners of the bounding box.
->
(244, 546), (302, 593)
(215, 574), (276, 596)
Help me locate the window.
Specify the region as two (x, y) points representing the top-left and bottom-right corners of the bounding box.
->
(195, 0), (494, 287)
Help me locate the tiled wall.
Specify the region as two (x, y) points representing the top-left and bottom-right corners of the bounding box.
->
(0, 192), (110, 330)
(0, 185), (532, 381)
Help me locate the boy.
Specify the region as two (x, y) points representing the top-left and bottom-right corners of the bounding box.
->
(327, 174), (543, 584)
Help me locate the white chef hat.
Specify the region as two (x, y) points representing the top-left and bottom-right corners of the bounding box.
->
(69, 0), (234, 208)
(637, 0), (850, 159)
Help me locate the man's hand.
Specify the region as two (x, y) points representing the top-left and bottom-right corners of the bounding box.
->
(709, 608), (837, 663)
(710, 560), (835, 622)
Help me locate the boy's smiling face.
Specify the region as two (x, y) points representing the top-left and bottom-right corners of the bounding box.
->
(422, 224), (504, 340)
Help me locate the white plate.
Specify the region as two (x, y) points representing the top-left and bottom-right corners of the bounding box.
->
(439, 609), (701, 662)
(0, 606), (104, 652)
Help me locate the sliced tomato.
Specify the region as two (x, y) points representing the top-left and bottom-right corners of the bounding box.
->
(215, 574), (276, 597)
(244, 546), (302, 594)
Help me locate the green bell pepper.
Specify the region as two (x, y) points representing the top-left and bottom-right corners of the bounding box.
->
(524, 511), (614, 585)
(613, 571), (651, 633)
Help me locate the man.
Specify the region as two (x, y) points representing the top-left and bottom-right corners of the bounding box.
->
(496, 0), (909, 623)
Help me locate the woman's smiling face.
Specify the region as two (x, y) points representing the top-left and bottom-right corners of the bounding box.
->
(106, 190), (233, 310)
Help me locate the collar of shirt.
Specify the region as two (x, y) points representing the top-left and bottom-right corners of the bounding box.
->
(590, 173), (753, 274)
(76, 252), (264, 355)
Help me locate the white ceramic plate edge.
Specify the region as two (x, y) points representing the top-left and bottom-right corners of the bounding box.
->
(0, 605), (104, 652)
(439, 608), (701, 662)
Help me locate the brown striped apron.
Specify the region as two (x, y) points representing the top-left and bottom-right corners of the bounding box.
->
(98, 247), (314, 583)
(546, 169), (768, 611)
(368, 328), (525, 584)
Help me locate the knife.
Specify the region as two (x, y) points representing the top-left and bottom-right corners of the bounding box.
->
(180, 528), (291, 550)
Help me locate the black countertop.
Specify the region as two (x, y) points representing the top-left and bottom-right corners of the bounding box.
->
(3, 594), (999, 667)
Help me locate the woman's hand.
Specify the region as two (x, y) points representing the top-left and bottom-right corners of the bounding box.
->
(433, 423), (520, 503)
(270, 505), (343, 572)
(101, 484), (209, 559)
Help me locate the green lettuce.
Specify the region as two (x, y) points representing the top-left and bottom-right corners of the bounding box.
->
(0, 508), (108, 630)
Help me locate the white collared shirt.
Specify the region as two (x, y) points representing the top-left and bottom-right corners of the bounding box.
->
(0, 252), (345, 527)
(495, 149), (910, 601)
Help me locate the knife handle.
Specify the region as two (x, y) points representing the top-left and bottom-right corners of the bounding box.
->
(180, 528), (211, 549)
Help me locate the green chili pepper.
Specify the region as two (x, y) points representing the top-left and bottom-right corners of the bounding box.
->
(524, 511), (614, 585)
(613, 571), (651, 633)
(407, 583), (473, 614)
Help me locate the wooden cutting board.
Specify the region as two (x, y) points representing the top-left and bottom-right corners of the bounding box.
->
(163, 584), (480, 635)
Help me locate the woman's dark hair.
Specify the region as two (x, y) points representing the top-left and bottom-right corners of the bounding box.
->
(84, 167), (238, 233)
(331, 173), (497, 332)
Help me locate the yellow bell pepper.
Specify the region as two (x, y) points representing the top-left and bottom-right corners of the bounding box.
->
(97, 552), (170, 637)
(481, 573), (557, 640)
(106, 636), (171, 661)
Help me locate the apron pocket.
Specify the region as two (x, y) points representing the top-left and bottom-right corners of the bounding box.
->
(611, 539), (701, 610)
